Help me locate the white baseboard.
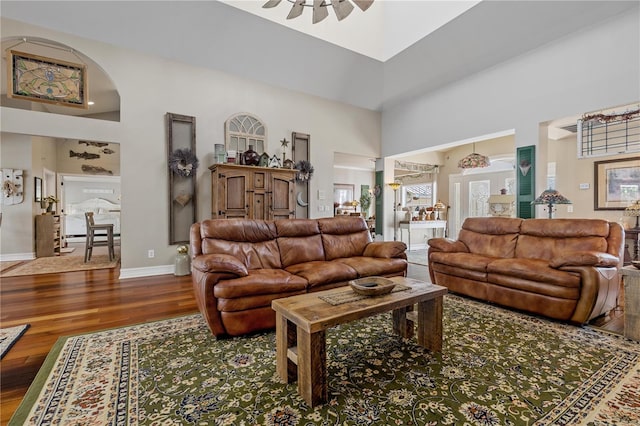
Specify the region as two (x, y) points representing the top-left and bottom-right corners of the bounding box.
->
(0, 252), (35, 261)
(119, 264), (175, 279)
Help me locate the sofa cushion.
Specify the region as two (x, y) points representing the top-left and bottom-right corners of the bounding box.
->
(457, 217), (521, 259)
(213, 269), (307, 299)
(217, 290), (306, 312)
(515, 219), (609, 261)
(201, 219), (282, 270)
(275, 219), (325, 267)
(487, 258), (580, 288)
(335, 257), (407, 277)
(430, 251), (497, 273)
(362, 241), (408, 258)
(285, 260), (358, 287)
(549, 251), (619, 268)
(318, 216), (371, 260)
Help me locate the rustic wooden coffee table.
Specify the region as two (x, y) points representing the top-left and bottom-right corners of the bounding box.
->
(271, 276), (447, 407)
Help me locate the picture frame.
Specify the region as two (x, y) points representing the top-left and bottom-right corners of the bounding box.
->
(334, 184), (355, 211)
(7, 50), (88, 109)
(594, 156), (640, 210)
(34, 177), (42, 203)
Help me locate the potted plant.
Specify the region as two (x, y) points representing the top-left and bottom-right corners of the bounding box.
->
(42, 195), (59, 213)
(359, 191), (372, 217)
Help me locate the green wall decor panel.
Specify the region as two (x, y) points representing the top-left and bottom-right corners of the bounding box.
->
(375, 171), (384, 232)
(516, 145), (535, 219)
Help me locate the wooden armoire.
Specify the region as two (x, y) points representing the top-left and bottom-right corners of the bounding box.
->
(209, 164), (297, 220)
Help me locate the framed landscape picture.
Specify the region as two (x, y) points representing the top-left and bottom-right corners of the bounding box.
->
(7, 50), (88, 109)
(594, 156), (640, 210)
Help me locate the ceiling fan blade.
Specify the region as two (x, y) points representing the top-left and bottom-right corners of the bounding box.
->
(332, 0), (355, 21)
(352, 0), (374, 12)
(287, 0), (305, 19)
(262, 0), (282, 8)
(312, 0), (329, 24)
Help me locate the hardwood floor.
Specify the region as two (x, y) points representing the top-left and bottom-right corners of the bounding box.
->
(0, 262), (624, 424)
(0, 268), (198, 425)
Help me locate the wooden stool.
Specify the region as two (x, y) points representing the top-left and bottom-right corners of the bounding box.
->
(84, 212), (115, 262)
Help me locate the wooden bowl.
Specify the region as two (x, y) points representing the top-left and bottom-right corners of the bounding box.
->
(349, 277), (396, 296)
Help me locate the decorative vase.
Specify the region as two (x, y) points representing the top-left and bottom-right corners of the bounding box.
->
(243, 145), (259, 166)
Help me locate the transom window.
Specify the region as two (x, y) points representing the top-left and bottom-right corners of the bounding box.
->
(225, 113), (266, 153)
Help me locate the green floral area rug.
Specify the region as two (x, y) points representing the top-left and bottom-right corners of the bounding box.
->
(11, 296), (640, 425)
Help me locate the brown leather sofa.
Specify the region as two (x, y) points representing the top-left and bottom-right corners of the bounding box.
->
(190, 216), (408, 337)
(428, 217), (624, 324)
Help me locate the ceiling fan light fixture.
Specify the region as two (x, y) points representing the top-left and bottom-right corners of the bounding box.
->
(287, 0), (305, 19)
(332, 0), (355, 21)
(312, 0), (329, 24)
(263, 0), (373, 23)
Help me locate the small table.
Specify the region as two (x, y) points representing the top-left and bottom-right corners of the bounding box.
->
(399, 220), (447, 251)
(623, 228), (640, 264)
(272, 277), (448, 407)
(620, 266), (640, 341)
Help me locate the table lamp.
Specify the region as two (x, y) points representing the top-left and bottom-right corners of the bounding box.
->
(532, 189), (572, 219)
(388, 182), (401, 241)
(624, 200), (640, 229)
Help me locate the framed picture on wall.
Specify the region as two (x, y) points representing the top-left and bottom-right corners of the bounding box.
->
(594, 156), (640, 210)
(7, 50), (88, 109)
(34, 177), (42, 203)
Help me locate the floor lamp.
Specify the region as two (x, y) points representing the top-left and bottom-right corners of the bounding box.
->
(388, 182), (401, 241)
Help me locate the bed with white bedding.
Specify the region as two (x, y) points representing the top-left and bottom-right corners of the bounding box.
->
(64, 197), (121, 237)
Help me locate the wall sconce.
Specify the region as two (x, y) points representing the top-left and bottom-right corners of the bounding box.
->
(532, 189), (572, 219)
(388, 182), (401, 241)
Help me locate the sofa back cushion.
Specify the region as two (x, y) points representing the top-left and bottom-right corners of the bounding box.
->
(458, 217), (522, 258)
(199, 219), (282, 270)
(515, 219), (610, 261)
(318, 216), (372, 260)
(275, 219), (325, 267)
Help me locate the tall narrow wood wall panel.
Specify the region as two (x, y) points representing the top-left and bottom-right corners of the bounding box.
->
(166, 113), (197, 244)
(292, 132), (310, 218)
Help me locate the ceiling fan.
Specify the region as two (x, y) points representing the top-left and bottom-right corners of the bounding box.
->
(263, 0), (374, 24)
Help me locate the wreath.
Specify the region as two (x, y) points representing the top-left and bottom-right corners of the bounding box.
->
(294, 160), (314, 182)
(169, 148), (199, 177)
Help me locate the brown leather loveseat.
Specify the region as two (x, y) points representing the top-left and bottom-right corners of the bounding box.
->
(428, 217), (624, 324)
(190, 216), (407, 337)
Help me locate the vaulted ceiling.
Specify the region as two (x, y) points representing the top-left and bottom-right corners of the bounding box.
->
(1, 1), (637, 112)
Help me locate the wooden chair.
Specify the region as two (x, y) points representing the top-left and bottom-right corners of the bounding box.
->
(84, 212), (115, 262)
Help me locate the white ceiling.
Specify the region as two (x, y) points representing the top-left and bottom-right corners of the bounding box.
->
(1, 1), (637, 113)
(220, 0), (480, 61)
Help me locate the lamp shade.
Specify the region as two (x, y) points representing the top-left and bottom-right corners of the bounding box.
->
(624, 200), (640, 229)
(457, 153), (490, 169)
(532, 189), (572, 206)
(388, 182), (401, 191)
(532, 189), (571, 219)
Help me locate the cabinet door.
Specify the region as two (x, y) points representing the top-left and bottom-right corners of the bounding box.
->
(269, 170), (295, 219)
(219, 168), (250, 219)
(251, 169), (269, 220)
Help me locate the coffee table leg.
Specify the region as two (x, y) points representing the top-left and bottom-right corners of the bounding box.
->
(417, 296), (443, 352)
(297, 328), (327, 407)
(392, 306), (414, 339)
(275, 312), (297, 383)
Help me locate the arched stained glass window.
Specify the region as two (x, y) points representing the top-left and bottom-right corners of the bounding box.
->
(225, 113), (267, 154)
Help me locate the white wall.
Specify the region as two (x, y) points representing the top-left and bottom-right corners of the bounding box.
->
(1, 18), (381, 274)
(382, 12), (640, 177)
(0, 133), (35, 257)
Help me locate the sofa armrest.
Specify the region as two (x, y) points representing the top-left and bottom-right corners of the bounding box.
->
(428, 238), (469, 253)
(192, 253), (249, 277)
(549, 251), (619, 268)
(363, 241), (407, 258)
